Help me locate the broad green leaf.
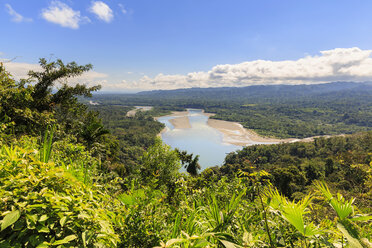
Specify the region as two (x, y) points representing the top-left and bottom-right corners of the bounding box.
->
(37, 225), (49, 233)
(166, 239), (186, 246)
(220, 239), (240, 248)
(350, 215), (372, 222)
(39, 215), (48, 222)
(52, 235), (77, 245)
(1, 210), (20, 231)
(315, 181), (354, 220)
(36, 242), (50, 248)
(60, 216), (67, 227)
(82, 231), (87, 248)
(26, 214), (38, 224)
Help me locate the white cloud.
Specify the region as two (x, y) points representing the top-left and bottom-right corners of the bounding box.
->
(118, 3), (127, 14)
(5, 4), (32, 22)
(89, 1), (113, 23)
(41, 1), (89, 29)
(116, 47), (372, 91)
(0, 61), (40, 80)
(70, 71), (108, 86)
(1, 60), (108, 87)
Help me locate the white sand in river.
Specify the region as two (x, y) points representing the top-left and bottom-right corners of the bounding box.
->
(169, 116), (191, 129)
(126, 106), (153, 117)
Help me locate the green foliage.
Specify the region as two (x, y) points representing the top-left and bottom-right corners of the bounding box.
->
(175, 148), (201, 176)
(79, 111), (109, 151)
(315, 181), (372, 247)
(139, 138), (181, 189)
(315, 181), (355, 221)
(1, 210), (20, 231)
(0, 140), (120, 247)
(88, 105), (166, 176)
(1, 59), (372, 247)
(0, 132), (371, 247)
(218, 132), (372, 202)
(0, 139), (123, 247)
(39, 125), (55, 163)
(265, 188), (320, 238)
(28, 58), (100, 112)
(0, 62), (51, 135)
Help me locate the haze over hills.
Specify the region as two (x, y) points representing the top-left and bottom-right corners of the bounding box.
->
(92, 81), (372, 104)
(136, 81), (372, 99)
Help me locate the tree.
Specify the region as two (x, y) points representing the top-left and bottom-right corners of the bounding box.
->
(140, 138), (180, 189)
(79, 111), (109, 151)
(28, 58), (101, 112)
(0, 63), (48, 134)
(0, 59), (102, 136)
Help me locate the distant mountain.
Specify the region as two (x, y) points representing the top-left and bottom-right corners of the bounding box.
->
(136, 82), (372, 100)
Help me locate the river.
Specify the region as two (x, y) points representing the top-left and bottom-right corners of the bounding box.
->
(157, 109), (241, 169)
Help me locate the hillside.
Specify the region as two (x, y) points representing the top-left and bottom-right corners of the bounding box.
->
(137, 82), (372, 101)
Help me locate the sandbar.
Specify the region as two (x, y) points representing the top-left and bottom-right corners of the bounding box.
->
(207, 118), (295, 146)
(169, 116), (191, 129)
(126, 106), (153, 117)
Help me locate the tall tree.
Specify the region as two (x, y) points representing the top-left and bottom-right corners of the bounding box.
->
(28, 58), (101, 112)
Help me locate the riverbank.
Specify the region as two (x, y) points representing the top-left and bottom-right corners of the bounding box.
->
(156, 110), (294, 146)
(169, 116), (191, 129)
(154, 111), (190, 137)
(126, 106), (153, 117)
(207, 118), (294, 145)
(154, 111), (189, 120)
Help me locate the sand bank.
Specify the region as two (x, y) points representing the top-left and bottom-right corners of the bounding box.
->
(155, 111), (191, 136)
(169, 116), (191, 129)
(207, 119), (295, 146)
(154, 111), (189, 120)
(126, 106), (153, 117)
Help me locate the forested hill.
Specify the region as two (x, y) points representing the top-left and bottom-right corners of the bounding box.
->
(136, 82), (372, 101)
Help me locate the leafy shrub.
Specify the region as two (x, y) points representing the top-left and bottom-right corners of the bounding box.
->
(0, 142), (120, 247)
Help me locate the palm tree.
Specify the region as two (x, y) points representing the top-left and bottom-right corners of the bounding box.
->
(315, 181), (372, 248)
(80, 115), (109, 151)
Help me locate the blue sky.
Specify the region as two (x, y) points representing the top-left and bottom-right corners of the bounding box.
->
(2, 0), (372, 91)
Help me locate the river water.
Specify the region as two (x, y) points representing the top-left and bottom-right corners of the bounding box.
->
(157, 109), (242, 169)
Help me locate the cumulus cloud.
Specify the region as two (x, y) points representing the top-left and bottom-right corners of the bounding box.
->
(1, 60), (108, 87)
(118, 47), (372, 91)
(41, 1), (89, 29)
(0, 61), (40, 80)
(5, 4), (32, 22)
(89, 1), (113, 22)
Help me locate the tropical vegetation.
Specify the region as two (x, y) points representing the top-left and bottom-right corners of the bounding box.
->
(0, 59), (371, 247)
